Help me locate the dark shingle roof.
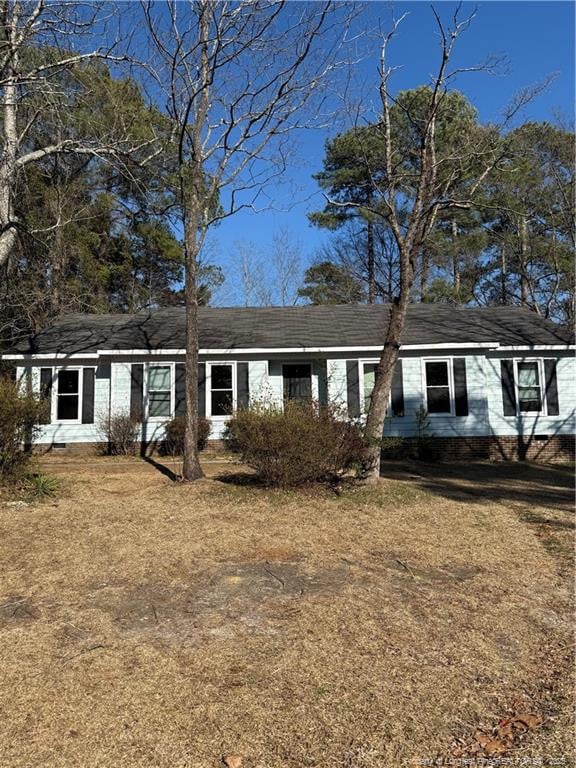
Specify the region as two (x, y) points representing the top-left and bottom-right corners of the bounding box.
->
(7, 304), (572, 355)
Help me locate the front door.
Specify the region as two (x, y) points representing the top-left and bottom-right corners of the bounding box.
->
(283, 363), (312, 403)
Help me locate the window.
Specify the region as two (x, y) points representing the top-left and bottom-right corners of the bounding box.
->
(148, 365), (172, 418)
(56, 369), (80, 420)
(362, 362), (377, 412)
(282, 364), (312, 403)
(517, 361), (542, 413)
(210, 364), (234, 416)
(425, 360), (452, 414)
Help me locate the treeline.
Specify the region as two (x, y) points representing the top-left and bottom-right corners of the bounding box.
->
(1, 22), (574, 348)
(0, 54), (221, 343)
(300, 88), (574, 323)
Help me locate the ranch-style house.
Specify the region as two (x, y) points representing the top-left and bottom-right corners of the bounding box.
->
(2, 304), (574, 461)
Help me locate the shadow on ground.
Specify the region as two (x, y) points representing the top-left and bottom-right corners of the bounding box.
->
(381, 460), (574, 512)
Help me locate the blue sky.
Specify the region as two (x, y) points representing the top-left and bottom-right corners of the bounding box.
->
(208, 1), (574, 304)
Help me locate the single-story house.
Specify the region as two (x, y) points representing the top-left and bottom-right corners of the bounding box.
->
(2, 304), (574, 461)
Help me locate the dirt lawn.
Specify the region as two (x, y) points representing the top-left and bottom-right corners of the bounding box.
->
(0, 457), (573, 768)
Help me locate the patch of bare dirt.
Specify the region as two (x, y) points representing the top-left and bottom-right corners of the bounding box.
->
(0, 595), (41, 625)
(90, 562), (348, 646)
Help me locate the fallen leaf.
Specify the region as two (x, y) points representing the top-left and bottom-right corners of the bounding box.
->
(483, 738), (508, 756)
(514, 713), (543, 730)
(496, 722), (514, 739)
(222, 755), (243, 768)
(474, 731), (491, 748)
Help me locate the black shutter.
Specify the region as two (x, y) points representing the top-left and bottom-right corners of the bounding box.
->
(130, 364), (144, 421)
(500, 359), (516, 416)
(39, 367), (53, 424)
(198, 362), (206, 418)
(237, 362), (249, 409)
(452, 358), (469, 416)
(346, 360), (360, 418)
(175, 363), (186, 416)
(81, 368), (95, 424)
(391, 359), (404, 417)
(544, 359), (559, 416)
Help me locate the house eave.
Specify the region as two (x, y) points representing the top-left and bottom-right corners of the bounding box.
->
(2, 340), (573, 361)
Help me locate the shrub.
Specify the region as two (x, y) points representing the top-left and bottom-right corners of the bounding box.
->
(98, 411), (140, 455)
(24, 473), (59, 500)
(0, 378), (47, 484)
(379, 436), (409, 459)
(225, 400), (366, 488)
(161, 415), (211, 455)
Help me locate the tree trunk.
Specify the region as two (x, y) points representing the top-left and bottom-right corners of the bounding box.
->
(363, 247), (413, 481)
(500, 245), (507, 304)
(182, 209), (204, 482)
(519, 216), (529, 307)
(0, 31), (19, 270)
(367, 219), (375, 303)
(420, 249), (429, 302)
(451, 219), (460, 295)
(51, 221), (65, 316)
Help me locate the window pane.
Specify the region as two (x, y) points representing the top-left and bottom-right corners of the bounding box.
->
(211, 365), (232, 390)
(57, 395), (79, 420)
(58, 370), (79, 394)
(519, 395), (542, 412)
(518, 362), (539, 388)
(363, 364), (377, 395)
(363, 363), (377, 411)
(283, 365), (312, 401)
(427, 387), (451, 413)
(426, 361), (449, 387)
(149, 366), (171, 390)
(149, 392), (171, 417)
(211, 390), (233, 416)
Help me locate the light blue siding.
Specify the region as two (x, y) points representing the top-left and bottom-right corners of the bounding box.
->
(13, 348), (575, 447)
(485, 354), (575, 437)
(17, 361), (110, 445)
(327, 359), (347, 410)
(248, 360), (269, 403)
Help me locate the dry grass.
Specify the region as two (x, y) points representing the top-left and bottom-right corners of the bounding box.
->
(0, 457), (573, 768)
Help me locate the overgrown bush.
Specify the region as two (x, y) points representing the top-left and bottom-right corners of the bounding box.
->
(161, 415), (211, 455)
(0, 378), (47, 484)
(98, 411), (140, 455)
(225, 400), (366, 488)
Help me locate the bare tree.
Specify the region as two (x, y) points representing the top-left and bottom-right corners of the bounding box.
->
(331, 5), (541, 481)
(232, 239), (273, 307)
(229, 230), (302, 307)
(271, 228), (302, 306)
(141, 0), (354, 481)
(0, 1), (158, 269)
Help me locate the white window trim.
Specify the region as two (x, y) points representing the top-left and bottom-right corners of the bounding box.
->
(422, 357), (455, 417)
(359, 359), (392, 416)
(145, 362), (175, 421)
(513, 358), (547, 417)
(206, 361), (237, 419)
(52, 366), (83, 424)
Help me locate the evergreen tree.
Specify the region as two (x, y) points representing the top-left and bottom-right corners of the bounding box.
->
(298, 261), (365, 305)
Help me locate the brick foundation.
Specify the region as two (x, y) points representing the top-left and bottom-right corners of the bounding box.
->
(34, 435), (574, 463)
(34, 438), (229, 456)
(382, 434), (575, 463)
